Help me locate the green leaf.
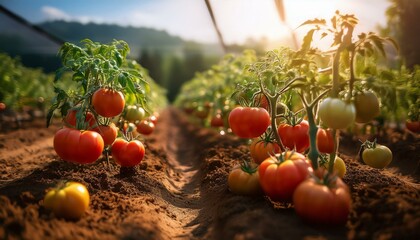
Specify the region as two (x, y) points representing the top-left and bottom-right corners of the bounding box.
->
(114, 52), (123, 67)
(297, 18), (326, 28)
(72, 72), (85, 82)
(118, 73), (127, 88)
(54, 67), (67, 83)
(301, 29), (315, 52)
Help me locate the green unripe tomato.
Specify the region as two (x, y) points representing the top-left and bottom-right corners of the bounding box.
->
(318, 97), (356, 129)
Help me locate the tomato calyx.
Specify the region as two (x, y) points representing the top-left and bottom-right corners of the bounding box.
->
(311, 169), (340, 189)
(360, 139), (378, 150)
(282, 109), (305, 127)
(271, 150), (297, 165)
(239, 160), (258, 175)
(256, 128), (277, 147)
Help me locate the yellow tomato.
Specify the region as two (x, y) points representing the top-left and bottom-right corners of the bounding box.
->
(320, 156), (347, 178)
(44, 182), (90, 220)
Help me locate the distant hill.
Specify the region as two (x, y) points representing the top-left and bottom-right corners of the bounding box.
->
(38, 21), (223, 58)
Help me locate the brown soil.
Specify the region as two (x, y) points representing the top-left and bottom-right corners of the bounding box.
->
(0, 107), (419, 240)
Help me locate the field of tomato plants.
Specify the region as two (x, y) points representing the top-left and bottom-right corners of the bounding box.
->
(0, 12), (419, 240)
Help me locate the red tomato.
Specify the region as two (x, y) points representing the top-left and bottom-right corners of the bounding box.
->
(148, 115), (158, 125)
(93, 123), (118, 145)
(254, 93), (269, 110)
(228, 107), (271, 138)
(316, 128), (334, 154)
(111, 138), (145, 167)
(406, 121), (420, 133)
(54, 128), (104, 164)
(92, 88), (125, 117)
(249, 138), (281, 164)
(210, 114), (224, 127)
(136, 120), (155, 135)
(293, 177), (351, 225)
(0, 102), (6, 111)
(277, 120), (309, 153)
(258, 151), (312, 202)
(64, 109), (96, 129)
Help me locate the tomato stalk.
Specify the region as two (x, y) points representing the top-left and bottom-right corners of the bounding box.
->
(298, 89), (330, 169)
(240, 160), (258, 174)
(257, 76), (305, 152)
(327, 26), (354, 173)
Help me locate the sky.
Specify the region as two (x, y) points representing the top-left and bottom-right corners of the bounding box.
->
(0, 0), (390, 46)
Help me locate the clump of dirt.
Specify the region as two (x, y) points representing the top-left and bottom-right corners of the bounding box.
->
(0, 108), (419, 240)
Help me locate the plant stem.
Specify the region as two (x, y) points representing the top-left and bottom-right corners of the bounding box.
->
(306, 103), (319, 169)
(328, 129), (338, 173)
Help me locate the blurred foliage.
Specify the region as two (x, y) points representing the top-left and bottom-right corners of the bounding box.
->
(379, 0), (420, 68)
(0, 52), (56, 111)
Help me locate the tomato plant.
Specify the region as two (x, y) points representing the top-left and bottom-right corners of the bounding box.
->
(361, 140), (393, 169)
(228, 107), (270, 138)
(111, 138), (145, 167)
(136, 119), (155, 135)
(228, 161), (262, 195)
(316, 128), (334, 154)
(44, 182), (90, 220)
(258, 151), (312, 202)
(249, 137), (281, 164)
(277, 120), (309, 153)
(54, 127), (104, 164)
(92, 88), (125, 118)
(293, 176), (351, 225)
(47, 39), (149, 128)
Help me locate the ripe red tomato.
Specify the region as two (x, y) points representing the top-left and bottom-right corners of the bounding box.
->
(92, 88), (125, 117)
(277, 120), (309, 153)
(111, 138), (145, 167)
(54, 128), (104, 164)
(0, 102), (6, 111)
(136, 120), (155, 135)
(258, 151), (312, 202)
(228, 107), (271, 138)
(406, 120), (420, 133)
(254, 93), (269, 110)
(93, 123), (118, 145)
(210, 114), (224, 127)
(354, 91), (380, 123)
(318, 97), (355, 129)
(293, 177), (351, 225)
(249, 138), (281, 164)
(228, 162), (262, 195)
(148, 115), (159, 125)
(64, 109), (96, 129)
(316, 128), (334, 154)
